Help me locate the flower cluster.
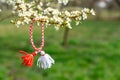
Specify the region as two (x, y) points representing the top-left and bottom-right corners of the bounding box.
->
(9, 0), (95, 30)
(43, 7), (95, 30)
(10, 0), (42, 27)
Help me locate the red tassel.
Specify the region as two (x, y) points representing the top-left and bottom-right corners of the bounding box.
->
(19, 50), (37, 67)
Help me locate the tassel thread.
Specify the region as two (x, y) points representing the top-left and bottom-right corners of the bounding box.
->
(19, 50), (37, 67)
(37, 51), (55, 69)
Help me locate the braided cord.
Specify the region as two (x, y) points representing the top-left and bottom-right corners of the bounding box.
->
(30, 19), (44, 53)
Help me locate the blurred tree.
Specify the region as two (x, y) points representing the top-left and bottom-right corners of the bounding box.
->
(115, 0), (120, 7)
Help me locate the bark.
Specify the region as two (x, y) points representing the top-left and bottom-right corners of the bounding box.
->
(62, 27), (69, 47)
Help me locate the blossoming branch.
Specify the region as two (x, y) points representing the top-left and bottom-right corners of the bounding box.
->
(9, 0), (95, 30)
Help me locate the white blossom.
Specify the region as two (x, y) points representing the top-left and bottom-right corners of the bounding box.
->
(52, 9), (60, 15)
(58, 0), (69, 5)
(19, 3), (26, 11)
(16, 0), (24, 3)
(8, 0), (95, 30)
(37, 5), (42, 10)
(55, 25), (60, 30)
(65, 10), (70, 17)
(24, 17), (31, 24)
(83, 8), (90, 13)
(16, 21), (22, 27)
(82, 12), (87, 20)
(90, 9), (96, 15)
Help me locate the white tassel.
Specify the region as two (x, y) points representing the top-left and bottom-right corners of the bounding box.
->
(37, 51), (55, 69)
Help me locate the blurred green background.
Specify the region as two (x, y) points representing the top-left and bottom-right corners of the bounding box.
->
(0, 0), (120, 80)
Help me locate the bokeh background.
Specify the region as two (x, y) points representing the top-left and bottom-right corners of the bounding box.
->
(0, 0), (120, 80)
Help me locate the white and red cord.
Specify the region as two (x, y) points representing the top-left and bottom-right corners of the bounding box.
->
(30, 19), (44, 54)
